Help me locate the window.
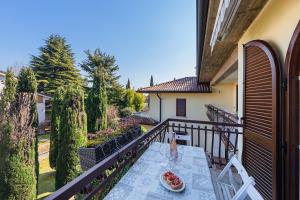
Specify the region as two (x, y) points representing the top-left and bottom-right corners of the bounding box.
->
(176, 99), (186, 117)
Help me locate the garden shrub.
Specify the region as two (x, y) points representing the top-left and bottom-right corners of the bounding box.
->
(119, 107), (134, 118)
(133, 93), (145, 112)
(107, 105), (119, 126)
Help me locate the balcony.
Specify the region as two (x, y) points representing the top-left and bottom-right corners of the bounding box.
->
(205, 104), (239, 124)
(46, 118), (243, 200)
(205, 104), (241, 154)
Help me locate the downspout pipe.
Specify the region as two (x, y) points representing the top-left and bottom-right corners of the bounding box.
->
(156, 92), (162, 122)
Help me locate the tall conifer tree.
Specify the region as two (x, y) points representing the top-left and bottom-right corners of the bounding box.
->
(49, 87), (65, 169)
(0, 70), (17, 199)
(30, 34), (83, 95)
(80, 49), (122, 105)
(55, 86), (87, 189)
(126, 79), (131, 89)
(150, 75), (154, 86)
(0, 68), (38, 199)
(86, 68), (108, 132)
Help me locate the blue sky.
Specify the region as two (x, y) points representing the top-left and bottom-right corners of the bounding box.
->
(0, 0), (196, 88)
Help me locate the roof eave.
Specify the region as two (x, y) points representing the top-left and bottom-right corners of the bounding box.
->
(196, 0), (210, 84)
(137, 90), (212, 94)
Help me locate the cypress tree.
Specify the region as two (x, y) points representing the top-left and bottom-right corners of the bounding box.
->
(30, 34), (83, 95)
(55, 86), (87, 189)
(0, 68), (38, 199)
(150, 75), (154, 86)
(126, 79), (131, 89)
(86, 68), (108, 132)
(0, 70), (17, 200)
(49, 87), (65, 169)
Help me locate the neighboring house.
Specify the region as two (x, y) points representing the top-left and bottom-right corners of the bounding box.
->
(37, 93), (52, 125)
(0, 71), (51, 125)
(138, 77), (237, 122)
(0, 71), (5, 92)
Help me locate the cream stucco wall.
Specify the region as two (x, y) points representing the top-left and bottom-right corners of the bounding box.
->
(236, 0), (300, 160)
(141, 83), (237, 122)
(237, 0), (300, 118)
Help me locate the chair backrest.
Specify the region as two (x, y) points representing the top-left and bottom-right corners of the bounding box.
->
(232, 177), (264, 200)
(217, 155), (264, 200)
(166, 132), (191, 143)
(217, 155), (249, 183)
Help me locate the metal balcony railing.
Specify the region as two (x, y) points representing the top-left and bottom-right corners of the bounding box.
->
(205, 104), (239, 124)
(46, 118), (243, 200)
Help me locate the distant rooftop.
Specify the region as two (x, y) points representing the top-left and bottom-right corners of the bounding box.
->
(137, 77), (211, 93)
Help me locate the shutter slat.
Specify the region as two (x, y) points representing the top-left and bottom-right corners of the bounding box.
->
(243, 40), (280, 200)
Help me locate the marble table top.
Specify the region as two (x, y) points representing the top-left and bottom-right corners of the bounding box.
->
(104, 142), (216, 200)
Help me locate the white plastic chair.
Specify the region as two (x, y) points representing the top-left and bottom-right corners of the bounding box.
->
(166, 131), (191, 144)
(216, 155), (264, 200)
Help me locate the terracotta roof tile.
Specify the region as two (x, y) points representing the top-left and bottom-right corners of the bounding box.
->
(137, 77), (211, 93)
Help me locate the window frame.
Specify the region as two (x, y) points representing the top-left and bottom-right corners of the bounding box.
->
(176, 98), (186, 117)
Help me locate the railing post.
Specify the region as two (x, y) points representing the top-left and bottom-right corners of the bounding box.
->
(204, 126), (207, 152)
(218, 129), (222, 164)
(225, 128), (230, 162)
(191, 124), (194, 146)
(211, 126), (215, 159)
(198, 126), (201, 147)
(234, 128), (238, 155)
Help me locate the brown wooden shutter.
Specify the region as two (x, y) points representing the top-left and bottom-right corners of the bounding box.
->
(176, 99), (186, 117)
(243, 40), (281, 200)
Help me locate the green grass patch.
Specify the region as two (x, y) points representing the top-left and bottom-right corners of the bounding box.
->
(37, 158), (55, 200)
(38, 134), (50, 142)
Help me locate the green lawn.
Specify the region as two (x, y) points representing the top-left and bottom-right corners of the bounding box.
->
(37, 158), (55, 200)
(38, 133), (50, 142)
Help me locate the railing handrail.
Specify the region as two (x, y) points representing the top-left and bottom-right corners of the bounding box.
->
(205, 104), (239, 124)
(205, 104), (238, 119)
(168, 118), (243, 127)
(46, 119), (169, 200)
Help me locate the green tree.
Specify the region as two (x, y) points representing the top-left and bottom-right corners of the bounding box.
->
(55, 86), (87, 189)
(80, 49), (122, 105)
(150, 75), (154, 86)
(122, 89), (135, 109)
(0, 68), (38, 199)
(133, 92), (145, 112)
(126, 79), (131, 89)
(0, 70), (17, 200)
(49, 87), (65, 169)
(86, 68), (108, 132)
(30, 34), (83, 95)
